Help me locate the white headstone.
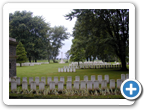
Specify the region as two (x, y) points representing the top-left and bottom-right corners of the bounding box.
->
(73, 68), (76, 72)
(94, 81), (99, 90)
(87, 81), (92, 90)
(30, 81), (36, 91)
(66, 81), (72, 90)
(41, 77), (46, 85)
(61, 68), (63, 72)
(58, 68), (61, 72)
(75, 76), (80, 81)
(126, 74), (129, 79)
(110, 79), (115, 89)
(91, 75), (95, 84)
(80, 81), (86, 90)
(101, 80), (107, 89)
(39, 81), (45, 91)
(11, 81), (17, 91)
(58, 81), (64, 91)
(47, 77), (52, 85)
(74, 81), (79, 90)
(70, 68), (72, 72)
(117, 79), (123, 89)
(104, 75), (109, 83)
(29, 77), (33, 85)
(121, 74), (126, 81)
(64, 68), (66, 72)
(67, 76), (72, 82)
(54, 77), (58, 85)
(49, 81), (55, 90)
(16, 77), (21, 85)
(35, 77), (39, 86)
(22, 81), (27, 90)
(67, 68), (69, 72)
(98, 75), (102, 84)
(22, 77), (27, 82)
(60, 77), (65, 84)
(84, 75), (88, 83)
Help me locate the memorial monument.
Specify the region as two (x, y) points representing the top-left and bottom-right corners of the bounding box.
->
(59, 52), (65, 63)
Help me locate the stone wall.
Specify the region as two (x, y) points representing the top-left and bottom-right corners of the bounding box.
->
(9, 37), (18, 78)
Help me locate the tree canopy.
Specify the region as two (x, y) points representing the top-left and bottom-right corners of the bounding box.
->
(65, 9), (129, 70)
(9, 11), (69, 63)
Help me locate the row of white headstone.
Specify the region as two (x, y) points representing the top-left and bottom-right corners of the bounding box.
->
(10, 74), (128, 85)
(11, 79), (125, 91)
(16, 62), (49, 66)
(68, 64), (121, 69)
(58, 68), (76, 72)
(10, 74), (129, 91)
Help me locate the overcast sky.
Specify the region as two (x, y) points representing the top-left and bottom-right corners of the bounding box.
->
(9, 8), (77, 58)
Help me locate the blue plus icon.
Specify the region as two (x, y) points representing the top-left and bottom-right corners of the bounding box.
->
(123, 81), (139, 97)
(126, 83), (137, 95)
(121, 79), (142, 100)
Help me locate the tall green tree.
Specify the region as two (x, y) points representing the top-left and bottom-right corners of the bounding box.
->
(50, 26), (70, 62)
(9, 11), (51, 62)
(70, 39), (85, 66)
(16, 42), (27, 67)
(65, 9), (129, 70)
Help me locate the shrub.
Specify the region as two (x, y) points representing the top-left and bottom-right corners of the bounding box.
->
(65, 61), (68, 63)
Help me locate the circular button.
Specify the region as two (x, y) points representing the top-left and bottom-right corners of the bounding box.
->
(120, 79), (142, 100)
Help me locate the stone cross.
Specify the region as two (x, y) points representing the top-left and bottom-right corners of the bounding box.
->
(59, 52), (65, 63)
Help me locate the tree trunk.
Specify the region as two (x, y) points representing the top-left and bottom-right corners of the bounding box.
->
(120, 55), (128, 71)
(86, 57), (88, 61)
(20, 63), (22, 67)
(90, 57), (92, 61)
(35, 59), (37, 62)
(29, 57), (31, 63)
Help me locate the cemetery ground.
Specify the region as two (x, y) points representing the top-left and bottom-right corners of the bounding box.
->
(9, 60), (129, 99)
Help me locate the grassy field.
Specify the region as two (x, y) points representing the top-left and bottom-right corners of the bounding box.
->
(10, 60), (129, 99)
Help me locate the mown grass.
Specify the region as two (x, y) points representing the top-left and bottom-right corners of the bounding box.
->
(10, 60), (129, 99)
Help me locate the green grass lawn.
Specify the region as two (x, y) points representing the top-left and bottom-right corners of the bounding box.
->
(10, 61), (129, 99)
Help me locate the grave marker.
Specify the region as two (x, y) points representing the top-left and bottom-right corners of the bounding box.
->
(98, 75), (102, 84)
(94, 81), (99, 90)
(87, 81), (92, 90)
(49, 81), (55, 90)
(58, 81), (64, 91)
(67, 76), (72, 82)
(39, 81), (45, 91)
(75, 76), (80, 81)
(41, 77), (46, 85)
(54, 77), (58, 85)
(35, 77), (39, 86)
(66, 81), (72, 90)
(29, 77), (33, 85)
(121, 74), (126, 82)
(47, 77), (52, 85)
(22, 81), (27, 90)
(110, 79), (115, 89)
(11, 81), (17, 91)
(74, 81), (79, 90)
(80, 81), (86, 90)
(30, 81), (36, 91)
(16, 77), (21, 85)
(117, 79), (123, 89)
(104, 75), (109, 83)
